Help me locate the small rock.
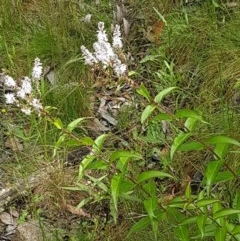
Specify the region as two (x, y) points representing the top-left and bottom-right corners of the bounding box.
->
(0, 212), (14, 225)
(11, 220), (44, 241)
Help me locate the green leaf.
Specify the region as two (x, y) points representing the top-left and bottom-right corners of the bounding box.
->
(86, 174), (108, 192)
(197, 199), (220, 208)
(116, 157), (130, 172)
(175, 109), (207, 122)
(215, 227), (227, 241)
(213, 209), (240, 220)
(53, 118), (63, 129)
(140, 55), (159, 64)
(53, 133), (67, 156)
(119, 179), (136, 194)
(110, 150), (142, 161)
(197, 215), (207, 238)
(170, 132), (192, 160)
(128, 70), (137, 76)
(206, 136), (240, 146)
(66, 136), (94, 147)
(137, 170), (174, 183)
(111, 174), (122, 213)
(144, 197), (158, 220)
(152, 113), (173, 121)
(205, 160), (224, 188)
(175, 226), (190, 241)
(136, 83), (152, 102)
(232, 225), (240, 235)
(78, 155), (95, 180)
(214, 143), (229, 159)
(153, 7), (168, 26)
(211, 0), (221, 8)
(184, 117), (197, 131)
(180, 216), (197, 225)
(141, 105), (156, 124)
(178, 141), (204, 151)
(143, 181), (157, 197)
(66, 117), (86, 132)
(214, 171), (235, 183)
(154, 87), (177, 103)
(184, 182), (191, 199)
(128, 216), (151, 237)
(167, 207), (185, 226)
(76, 197), (91, 209)
(87, 159), (108, 170)
(92, 134), (109, 153)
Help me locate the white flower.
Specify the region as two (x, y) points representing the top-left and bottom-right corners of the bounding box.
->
(32, 57), (43, 80)
(93, 42), (114, 67)
(30, 98), (43, 110)
(21, 77), (32, 94)
(97, 22), (108, 43)
(81, 45), (98, 66)
(4, 75), (16, 87)
(112, 25), (123, 49)
(21, 107), (31, 115)
(84, 14), (91, 23)
(16, 88), (26, 99)
(5, 93), (16, 104)
(113, 62), (127, 76)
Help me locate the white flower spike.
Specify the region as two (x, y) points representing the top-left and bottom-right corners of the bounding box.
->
(32, 57), (43, 80)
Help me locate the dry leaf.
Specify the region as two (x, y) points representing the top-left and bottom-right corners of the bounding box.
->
(64, 204), (91, 218)
(4, 136), (23, 152)
(146, 21), (164, 43)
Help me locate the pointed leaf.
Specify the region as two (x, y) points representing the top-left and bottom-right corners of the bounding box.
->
(144, 197), (158, 220)
(111, 174), (122, 212)
(213, 209), (240, 220)
(92, 134), (109, 153)
(154, 87), (178, 103)
(137, 170), (174, 183)
(214, 143), (229, 159)
(184, 117), (197, 131)
(215, 227), (227, 241)
(128, 216), (151, 237)
(53, 133), (67, 156)
(136, 83), (152, 102)
(170, 132), (192, 160)
(175, 109), (207, 122)
(110, 150), (142, 161)
(53, 118), (63, 129)
(205, 160), (224, 187)
(175, 226), (190, 241)
(197, 215), (207, 238)
(206, 136), (240, 146)
(78, 155), (95, 180)
(197, 199), (220, 208)
(67, 117), (86, 132)
(232, 225), (240, 235)
(152, 113), (173, 121)
(178, 141), (204, 151)
(141, 105), (156, 124)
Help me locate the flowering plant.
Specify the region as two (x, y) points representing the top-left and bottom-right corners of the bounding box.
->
(4, 58), (43, 115)
(81, 22), (127, 77)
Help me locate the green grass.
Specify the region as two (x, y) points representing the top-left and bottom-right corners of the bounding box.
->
(1, 0), (240, 240)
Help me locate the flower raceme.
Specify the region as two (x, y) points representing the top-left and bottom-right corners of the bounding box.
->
(81, 22), (127, 77)
(3, 58), (43, 115)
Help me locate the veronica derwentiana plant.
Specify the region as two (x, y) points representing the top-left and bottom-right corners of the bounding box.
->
(81, 22), (127, 77)
(3, 58), (43, 115)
